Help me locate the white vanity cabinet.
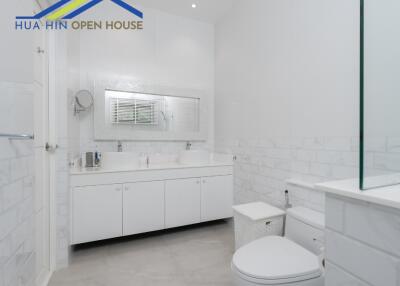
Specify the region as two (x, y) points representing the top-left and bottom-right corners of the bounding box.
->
(72, 184), (123, 244)
(165, 175), (233, 228)
(201, 175), (233, 222)
(123, 181), (165, 236)
(70, 164), (233, 245)
(165, 178), (201, 228)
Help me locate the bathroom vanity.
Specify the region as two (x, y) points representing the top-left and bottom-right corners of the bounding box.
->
(70, 153), (233, 245)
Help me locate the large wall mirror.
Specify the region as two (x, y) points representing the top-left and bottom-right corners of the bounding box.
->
(361, 0), (400, 189)
(94, 84), (208, 141)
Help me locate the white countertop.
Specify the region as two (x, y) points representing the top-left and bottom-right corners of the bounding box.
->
(315, 178), (400, 210)
(70, 161), (233, 175)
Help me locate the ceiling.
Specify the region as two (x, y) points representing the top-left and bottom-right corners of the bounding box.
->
(133, 0), (234, 23)
(45, 0), (234, 24)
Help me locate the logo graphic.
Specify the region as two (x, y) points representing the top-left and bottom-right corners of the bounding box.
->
(16, 0), (144, 30)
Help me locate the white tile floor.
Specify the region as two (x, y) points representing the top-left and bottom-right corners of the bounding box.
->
(49, 220), (235, 286)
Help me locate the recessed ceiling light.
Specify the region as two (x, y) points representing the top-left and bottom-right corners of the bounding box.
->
(192, 3), (197, 8)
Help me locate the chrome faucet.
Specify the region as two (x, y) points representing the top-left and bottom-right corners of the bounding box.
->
(186, 141), (192, 150)
(117, 141), (123, 152)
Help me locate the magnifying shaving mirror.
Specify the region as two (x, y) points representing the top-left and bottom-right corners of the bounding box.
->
(74, 90), (94, 115)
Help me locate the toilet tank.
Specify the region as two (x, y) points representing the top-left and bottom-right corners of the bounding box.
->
(284, 207), (325, 255)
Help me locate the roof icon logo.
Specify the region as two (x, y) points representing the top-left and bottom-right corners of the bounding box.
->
(16, 0), (143, 20)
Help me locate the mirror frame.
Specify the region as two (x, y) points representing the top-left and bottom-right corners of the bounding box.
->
(93, 81), (209, 141)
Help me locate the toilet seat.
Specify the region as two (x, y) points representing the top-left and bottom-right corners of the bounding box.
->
(232, 236), (322, 285)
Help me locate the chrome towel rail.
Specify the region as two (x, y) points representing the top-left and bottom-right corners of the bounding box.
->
(0, 133), (34, 140)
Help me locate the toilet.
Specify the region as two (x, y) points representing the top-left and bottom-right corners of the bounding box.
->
(231, 207), (325, 286)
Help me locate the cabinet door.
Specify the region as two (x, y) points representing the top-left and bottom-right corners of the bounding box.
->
(123, 181), (165, 236)
(201, 175), (233, 222)
(165, 178), (201, 228)
(72, 184), (123, 244)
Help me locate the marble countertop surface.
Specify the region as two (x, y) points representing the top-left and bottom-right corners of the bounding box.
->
(70, 160), (233, 175)
(316, 178), (400, 210)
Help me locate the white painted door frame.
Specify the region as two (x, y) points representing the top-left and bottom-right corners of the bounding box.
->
(33, 2), (58, 286)
(34, 32), (58, 286)
(47, 30), (58, 276)
(33, 34), (53, 286)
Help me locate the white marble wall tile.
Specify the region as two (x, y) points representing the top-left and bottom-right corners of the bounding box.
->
(2, 181), (23, 212)
(326, 229), (399, 286)
(387, 137), (400, 153)
(0, 82), (36, 286)
(310, 163), (332, 178)
(10, 157), (29, 182)
(364, 137), (387, 152)
(325, 196), (344, 232)
(3, 254), (17, 286)
(22, 177), (33, 201)
(325, 195), (400, 286)
(322, 137), (352, 151)
(18, 253), (35, 286)
(302, 137), (326, 150)
(331, 165), (357, 180)
(0, 208), (18, 241)
(373, 153), (400, 172)
(0, 161), (10, 188)
(216, 136), (397, 211)
(0, 263), (4, 286)
(344, 202), (400, 257)
(325, 262), (369, 286)
(293, 150), (317, 162)
(288, 185), (325, 213)
(291, 161), (310, 175)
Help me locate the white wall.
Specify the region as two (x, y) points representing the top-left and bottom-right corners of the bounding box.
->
(0, 1), (38, 285)
(215, 0), (360, 207)
(72, 1), (215, 154)
(0, 1), (34, 84)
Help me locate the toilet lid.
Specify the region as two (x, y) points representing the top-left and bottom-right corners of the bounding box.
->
(232, 236), (321, 283)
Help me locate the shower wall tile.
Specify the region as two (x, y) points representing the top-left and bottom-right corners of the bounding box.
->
(387, 137), (400, 153)
(331, 165), (358, 180)
(0, 161), (10, 188)
(373, 153), (400, 172)
(217, 133), (400, 211)
(0, 82), (36, 286)
(216, 136), (359, 210)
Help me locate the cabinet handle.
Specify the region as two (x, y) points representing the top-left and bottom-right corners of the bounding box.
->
(196, 180), (200, 184)
(202, 180), (206, 184)
(116, 187), (122, 192)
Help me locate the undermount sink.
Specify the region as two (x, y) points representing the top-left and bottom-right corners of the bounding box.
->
(101, 152), (139, 170)
(179, 150), (210, 165)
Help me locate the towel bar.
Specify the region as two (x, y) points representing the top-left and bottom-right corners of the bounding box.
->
(0, 133), (34, 140)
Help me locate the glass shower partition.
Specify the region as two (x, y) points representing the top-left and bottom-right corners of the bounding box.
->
(360, 0), (400, 189)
